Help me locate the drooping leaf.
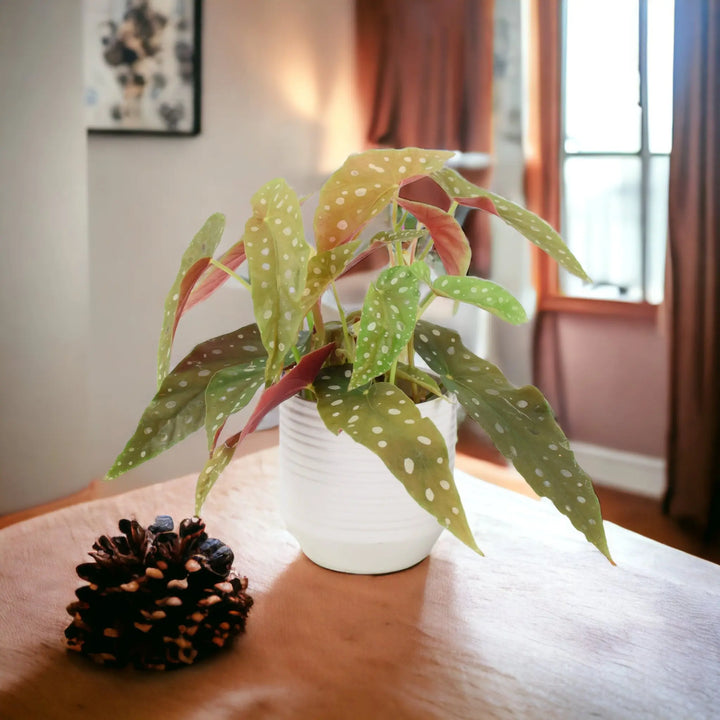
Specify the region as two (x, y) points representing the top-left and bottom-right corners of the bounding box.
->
(414, 319), (613, 563)
(314, 367), (482, 555)
(395, 362), (443, 399)
(244, 179), (311, 384)
(396, 197), (470, 276)
(194, 342), (336, 513)
(157, 213), (226, 387)
(184, 240), (247, 312)
(107, 323), (266, 480)
(432, 276), (528, 325)
(315, 148), (454, 252)
(431, 167), (590, 282)
(301, 240), (360, 313)
(350, 266), (420, 390)
(204, 358), (266, 450)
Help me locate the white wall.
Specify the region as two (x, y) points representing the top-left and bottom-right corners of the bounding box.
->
(87, 0), (362, 491)
(487, 0), (534, 386)
(0, 0), (90, 514)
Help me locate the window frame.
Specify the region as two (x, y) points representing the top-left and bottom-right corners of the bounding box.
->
(535, 0), (668, 320)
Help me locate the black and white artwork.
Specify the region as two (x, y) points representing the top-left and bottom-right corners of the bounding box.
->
(83, 0), (201, 135)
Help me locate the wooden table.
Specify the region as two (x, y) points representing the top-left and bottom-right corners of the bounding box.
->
(1, 448), (718, 719)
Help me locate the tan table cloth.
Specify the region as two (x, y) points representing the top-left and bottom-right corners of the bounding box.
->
(1, 448), (719, 719)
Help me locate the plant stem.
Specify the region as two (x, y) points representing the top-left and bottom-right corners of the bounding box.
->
(311, 300), (325, 344)
(416, 237), (435, 264)
(209, 258), (251, 291)
(330, 280), (354, 361)
(418, 291), (437, 317)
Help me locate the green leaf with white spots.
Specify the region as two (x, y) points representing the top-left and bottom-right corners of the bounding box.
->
(395, 363), (443, 399)
(431, 167), (591, 282)
(244, 179), (311, 384)
(195, 442), (238, 516)
(204, 358), (266, 450)
(432, 276), (528, 325)
(157, 213), (226, 387)
(315, 148), (454, 252)
(349, 266), (420, 390)
(369, 229), (425, 246)
(107, 324), (267, 480)
(301, 240), (361, 314)
(314, 368), (482, 555)
(414, 320), (613, 563)
(408, 260), (432, 286)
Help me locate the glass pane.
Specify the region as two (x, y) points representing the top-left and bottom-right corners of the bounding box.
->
(646, 155), (670, 304)
(561, 156), (643, 301)
(647, 0), (675, 153)
(564, 0), (641, 153)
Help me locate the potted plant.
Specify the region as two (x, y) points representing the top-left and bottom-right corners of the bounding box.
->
(106, 147), (613, 573)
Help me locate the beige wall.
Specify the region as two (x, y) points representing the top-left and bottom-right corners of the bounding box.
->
(86, 0), (362, 490)
(1, 0), (360, 512)
(0, 0), (90, 513)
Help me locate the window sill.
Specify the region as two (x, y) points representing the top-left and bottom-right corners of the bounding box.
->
(538, 295), (660, 320)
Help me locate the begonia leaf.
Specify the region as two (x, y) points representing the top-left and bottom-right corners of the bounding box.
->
(314, 367), (482, 554)
(185, 240), (246, 312)
(301, 240), (360, 313)
(315, 148), (453, 252)
(414, 320), (613, 563)
(107, 323), (265, 480)
(396, 197), (470, 276)
(244, 179), (311, 384)
(431, 167), (591, 282)
(350, 266), (420, 390)
(157, 213), (226, 387)
(432, 276), (527, 324)
(204, 358), (266, 450)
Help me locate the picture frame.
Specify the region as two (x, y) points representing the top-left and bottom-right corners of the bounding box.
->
(83, 0), (202, 136)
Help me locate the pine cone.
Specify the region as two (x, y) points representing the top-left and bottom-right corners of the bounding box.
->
(65, 516), (253, 670)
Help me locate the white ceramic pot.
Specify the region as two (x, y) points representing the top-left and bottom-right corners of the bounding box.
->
(278, 393), (457, 574)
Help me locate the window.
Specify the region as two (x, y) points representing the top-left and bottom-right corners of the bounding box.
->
(559, 0), (674, 305)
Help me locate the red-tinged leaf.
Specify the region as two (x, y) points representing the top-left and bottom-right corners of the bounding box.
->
(194, 342), (336, 513)
(314, 148), (454, 253)
(431, 167), (591, 282)
(396, 197), (470, 277)
(185, 240), (246, 312)
(336, 241), (388, 279)
(157, 213), (226, 387)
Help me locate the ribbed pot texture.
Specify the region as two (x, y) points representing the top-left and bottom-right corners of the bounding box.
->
(278, 393), (457, 574)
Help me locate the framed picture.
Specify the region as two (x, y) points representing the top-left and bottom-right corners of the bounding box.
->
(83, 0), (202, 136)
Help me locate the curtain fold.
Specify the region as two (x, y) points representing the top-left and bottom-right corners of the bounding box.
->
(664, 1), (720, 539)
(355, 0), (494, 276)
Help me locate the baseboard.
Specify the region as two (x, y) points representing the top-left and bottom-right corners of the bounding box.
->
(570, 441), (666, 499)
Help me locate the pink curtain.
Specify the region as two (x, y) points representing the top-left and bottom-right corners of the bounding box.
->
(355, 0), (495, 276)
(664, 1), (720, 539)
